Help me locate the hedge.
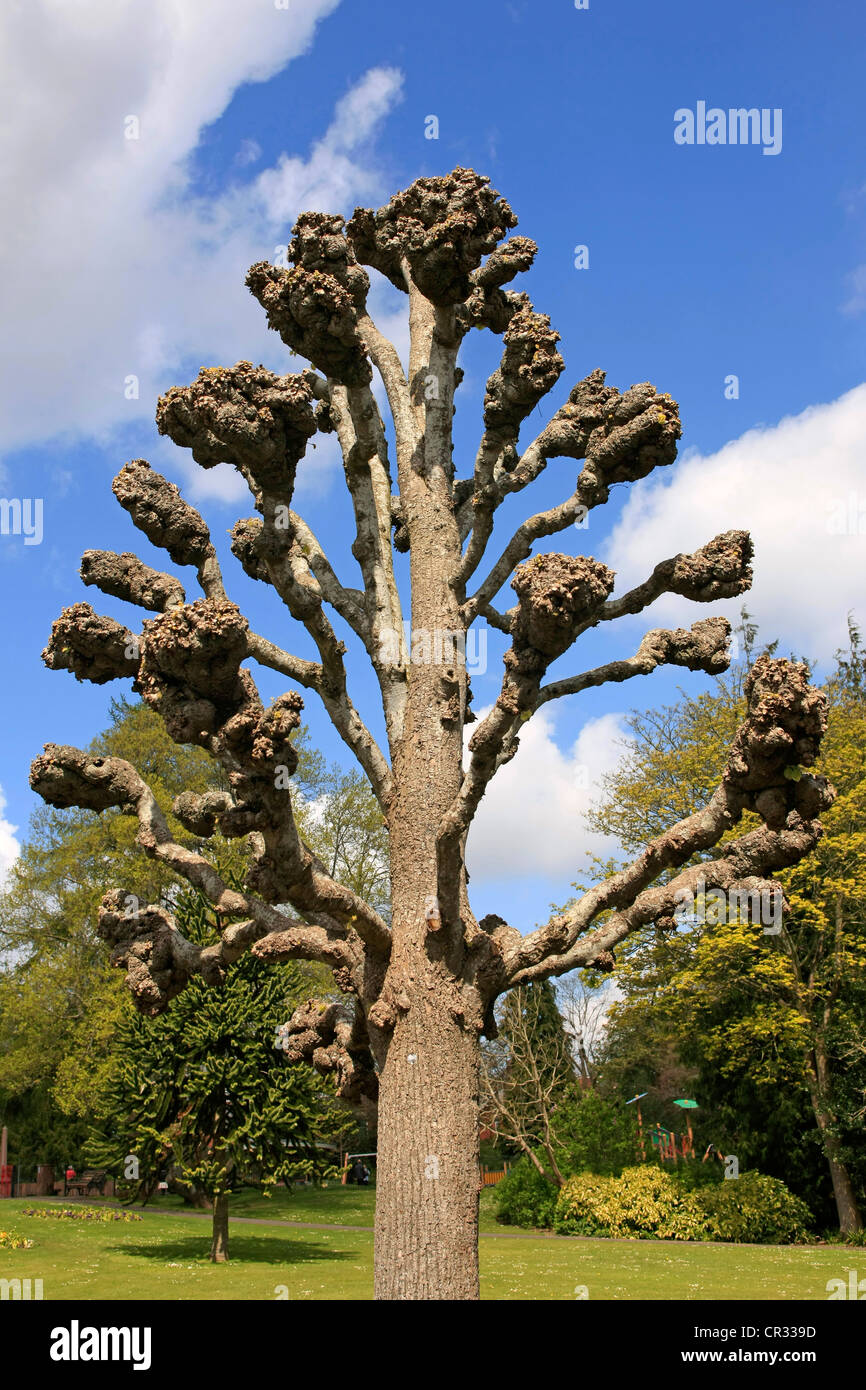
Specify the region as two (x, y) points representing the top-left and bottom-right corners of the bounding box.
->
(554, 1165), (812, 1243)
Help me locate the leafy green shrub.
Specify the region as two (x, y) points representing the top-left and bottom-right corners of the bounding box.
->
(696, 1173), (812, 1244)
(494, 1160), (558, 1228)
(549, 1088), (639, 1178)
(555, 1165), (812, 1243)
(822, 1227), (866, 1247)
(666, 1157), (725, 1191)
(554, 1165), (708, 1240)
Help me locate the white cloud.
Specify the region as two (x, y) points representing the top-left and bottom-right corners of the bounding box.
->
(842, 265), (866, 316)
(0, 786), (20, 886)
(251, 65), (403, 222)
(234, 139), (262, 169)
(0, 0), (404, 454)
(602, 384), (866, 665)
(466, 708), (625, 884)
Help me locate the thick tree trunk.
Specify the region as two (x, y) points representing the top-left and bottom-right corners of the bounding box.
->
(210, 1192), (230, 1262)
(371, 304), (483, 1299)
(375, 681), (482, 1299)
(374, 997), (481, 1300)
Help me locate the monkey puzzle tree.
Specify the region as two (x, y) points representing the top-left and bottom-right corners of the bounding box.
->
(87, 885), (348, 1263)
(30, 168), (834, 1300)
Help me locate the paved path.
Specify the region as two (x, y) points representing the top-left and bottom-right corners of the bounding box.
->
(138, 1208), (578, 1239)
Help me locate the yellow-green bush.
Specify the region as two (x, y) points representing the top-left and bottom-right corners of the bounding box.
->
(555, 1166), (708, 1240)
(554, 1165), (812, 1243)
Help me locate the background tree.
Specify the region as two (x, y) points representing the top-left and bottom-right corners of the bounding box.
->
(556, 974), (610, 1089)
(0, 698), (382, 1176)
(87, 883), (350, 1261)
(483, 978), (635, 1191)
(298, 765), (390, 920)
(0, 697), (227, 1173)
(587, 619), (866, 1232)
(29, 168), (833, 1299)
(482, 982), (576, 1183)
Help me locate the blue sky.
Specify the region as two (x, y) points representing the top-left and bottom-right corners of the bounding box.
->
(1, 0), (864, 928)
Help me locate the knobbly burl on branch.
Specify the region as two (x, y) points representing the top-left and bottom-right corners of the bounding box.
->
(30, 167), (833, 1096)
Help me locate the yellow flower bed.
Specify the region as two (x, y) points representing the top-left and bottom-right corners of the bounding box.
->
(0, 1229), (35, 1249)
(21, 1205), (142, 1223)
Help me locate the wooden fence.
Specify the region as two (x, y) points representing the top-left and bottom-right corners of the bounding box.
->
(480, 1165), (509, 1187)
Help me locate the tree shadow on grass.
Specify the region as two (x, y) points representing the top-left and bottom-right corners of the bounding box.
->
(107, 1236), (353, 1265)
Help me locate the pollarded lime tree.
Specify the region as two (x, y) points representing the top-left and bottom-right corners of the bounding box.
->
(31, 168), (834, 1300)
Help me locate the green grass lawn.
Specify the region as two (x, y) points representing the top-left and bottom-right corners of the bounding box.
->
(137, 1181), (380, 1227)
(100, 1181), (512, 1234)
(0, 1192), (852, 1300)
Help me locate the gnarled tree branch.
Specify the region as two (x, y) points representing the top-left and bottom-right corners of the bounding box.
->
(494, 655), (834, 987)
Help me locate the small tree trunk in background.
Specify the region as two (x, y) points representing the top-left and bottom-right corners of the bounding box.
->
(170, 1179), (209, 1209)
(809, 1043), (864, 1235)
(210, 1192), (230, 1262)
(805, 898), (864, 1237)
(822, 898), (863, 1234)
(824, 1138), (863, 1236)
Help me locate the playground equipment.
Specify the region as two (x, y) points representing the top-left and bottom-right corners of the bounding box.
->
(672, 1098), (698, 1157)
(341, 1152), (376, 1185)
(625, 1097), (703, 1163)
(625, 1092), (648, 1159)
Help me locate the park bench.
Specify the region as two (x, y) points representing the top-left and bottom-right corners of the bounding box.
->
(63, 1170), (108, 1197)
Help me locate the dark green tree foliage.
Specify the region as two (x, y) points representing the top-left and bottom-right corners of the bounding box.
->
(86, 885), (348, 1260)
(0, 697), (382, 1176)
(519, 982), (572, 1073)
(0, 696), (234, 1147)
(547, 1089), (638, 1179)
(0, 1080), (90, 1176)
(484, 981), (574, 1169)
(501, 981), (574, 1103)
